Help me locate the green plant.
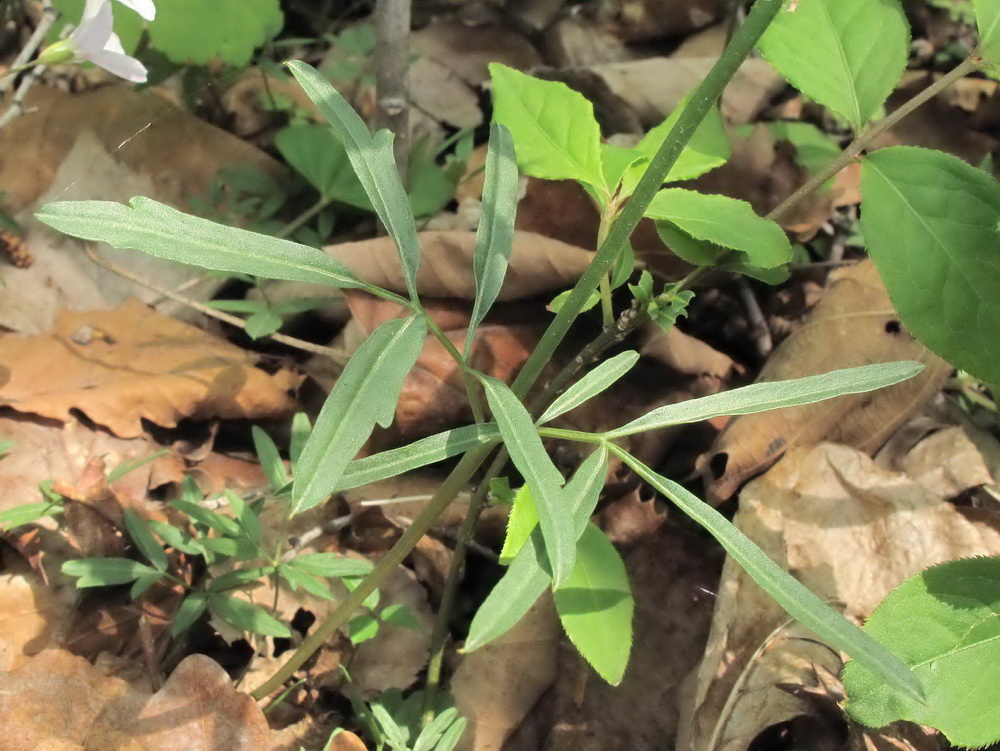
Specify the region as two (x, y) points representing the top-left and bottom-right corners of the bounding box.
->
(30, 0), (1000, 743)
(337, 684), (466, 751)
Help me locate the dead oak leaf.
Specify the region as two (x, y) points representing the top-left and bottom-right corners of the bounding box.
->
(0, 299), (299, 438)
(0, 649), (272, 750)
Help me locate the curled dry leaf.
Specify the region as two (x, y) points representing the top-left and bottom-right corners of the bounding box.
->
(704, 260), (952, 502)
(0, 649), (272, 750)
(325, 231), (592, 302)
(0, 298), (300, 438)
(679, 440), (1000, 751)
(452, 595), (561, 751)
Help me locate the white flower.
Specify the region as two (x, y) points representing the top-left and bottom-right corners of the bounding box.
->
(67, 0), (148, 83)
(114, 0), (156, 21)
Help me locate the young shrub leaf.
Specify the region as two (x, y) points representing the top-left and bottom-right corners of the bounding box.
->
(35, 198), (366, 290)
(757, 0), (909, 131)
(617, 449), (923, 703)
(123, 510), (168, 572)
(480, 376), (574, 585)
(975, 0), (1000, 66)
(605, 361), (923, 438)
(843, 557), (1000, 748)
(208, 592), (291, 638)
(539, 351), (640, 424)
(489, 63), (604, 190)
(498, 485), (538, 564)
(286, 553), (375, 578)
(62, 558), (161, 587)
(293, 315), (426, 514)
(464, 446), (608, 651)
(336, 422), (501, 491)
(645, 188), (791, 269)
(465, 123), (519, 354)
(286, 61), (421, 300)
(251, 425), (290, 493)
(554, 523), (634, 685)
(862, 146), (1000, 385)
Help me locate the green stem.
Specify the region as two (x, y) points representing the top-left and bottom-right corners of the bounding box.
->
(252, 0), (785, 700)
(0, 61), (37, 84)
(536, 427), (605, 444)
(767, 55), (981, 223)
(424, 317), (486, 423)
(277, 197), (329, 239)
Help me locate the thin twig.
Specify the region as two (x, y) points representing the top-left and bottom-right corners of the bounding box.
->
(736, 278), (773, 357)
(0, 0), (57, 128)
(374, 0), (411, 182)
(85, 248), (350, 364)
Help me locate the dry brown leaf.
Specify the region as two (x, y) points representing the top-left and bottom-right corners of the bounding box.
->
(452, 595), (560, 751)
(679, 441), (1000, 751)
(0, 563), (72, 671)
(325, 231), (592, 302)
(704, 260), (952, 502)
(611, 0), (725, 41)
(0, 299), (299, 438)
(0, 649), (274, 750)
(410, 21), (542, 87)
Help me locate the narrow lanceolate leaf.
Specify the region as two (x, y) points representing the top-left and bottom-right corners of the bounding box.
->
(286, 60), (421, 300)
(251, 425), (289, 493)
(35, 198), (365, 290)
(539, 351), (640, 424)
(62, 558), (161, 587)
(123, 510), (168, 572)
(464, 446), (609, 651)
(618, 449), (924, 703)
(975, 0), (1000, 66)
(757, 0), (909, 130)
(293, 315), (426, 514)
(499, 485), (539, 564)
(208, 592), (291, 638)
(646, 188), (791, 269)
(843, 557), (1000, 748)
(480, 376), (574, 585)
(605, 361), (923, 438)
(466, 123), (520, 355)
(862, 146), (1000, 385)
(555, 524), (634, 685)
(489, 63), (604, 189)
(335, 422), (501, 491)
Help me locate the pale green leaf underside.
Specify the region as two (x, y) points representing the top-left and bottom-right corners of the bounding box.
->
(757, 0), (909, 129)
(617, 449), (923, 702)
(555, 523), (633, 685)
(975, 0), (1000, 65)
(35, 198), (366, 290)
(540, 351), (640, 424)
(646, 188), (792, 269)
(605, 361), (922, 438)
(861, 146), (1000, 384)
(293, 316), (426, 514)
(843, 557), (1000, 748)
(489, 63), (604, 189)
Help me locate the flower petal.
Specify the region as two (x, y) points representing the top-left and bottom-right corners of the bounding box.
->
(114, 0), (155, 21)
(84, 46), (148, 82)
(71, 0), (115, 55)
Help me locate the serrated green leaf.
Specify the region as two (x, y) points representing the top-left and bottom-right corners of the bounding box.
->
(554, 523), (633, 685)
(244, 309), (283, 339)
(209, 592), (291, 637)
(646, 188), (791, 269)
(757, 0), (909, 130)
(862, 146), (1000, 384)
(480, 376), (574, 585)
(348, 613), (380, 644)
(620, 100), (729, 193)
(288, 553), (374, 578)
(605, 361), (923, 438)
(975, 0), (1000, 64)
(172, 591), (208, 636)
(278, 565), (335, 600)
(498, 485), (538, 564)
(293, 315), (426, 514)
(618, 449), (923, 703)
(489, 63), (604, 190)
(843, 557), (1000, 748)
(35, 198), (366, 291)
(464, 447), (608, 651)
(62, 558), (160, 587)
(147, 519), (201, 555)
(466, 123), (519, 353)
(286, 61), (421, 300)
(274, 123), (369, 207)
(336, 423), (501, 491)
(251, 425), (289, 493)
(148, 0), (283, 66)
(171, 499), (241, 537)
(123, 510), (168, 572)
(539, 351), (640, 424)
